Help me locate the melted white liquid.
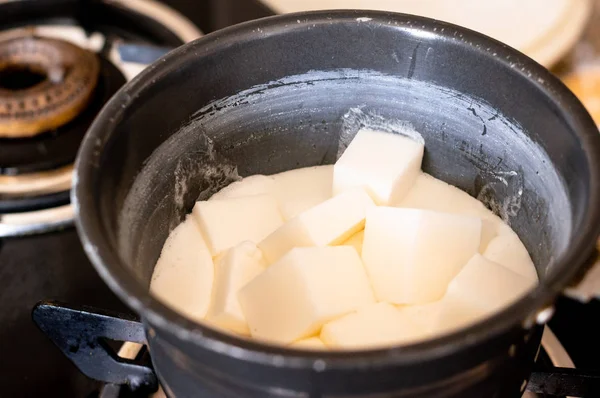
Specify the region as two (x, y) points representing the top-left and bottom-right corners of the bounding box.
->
(211, 165), (334, 220)
(150, 165), (538, 344)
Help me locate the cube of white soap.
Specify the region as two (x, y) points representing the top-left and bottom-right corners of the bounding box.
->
(395, 301), (445, 334)
(435, 254), (536, 332)
(484, 232), (539, 282)
(397, 172), (491, 218)
(333, 129), (424, 205)
(342, 230), (364, 256)
(320, 302), (427, 349)
(396, 172), (511, 254)
(150, 216), (214, 322)
(290, 337), (328, 350)
(362, 207), (481, 304)
(432, 296), (486, 335)
(259, 189), (374, 264)
(209, 166), (334, 221)
(238, 246), (376, 344)
(272, 165), (333, 220)
(479, 215), (513, 253)
(205, 242), (267, 335)
(210, 175), (275, 201)
(193, 194), (283, 256)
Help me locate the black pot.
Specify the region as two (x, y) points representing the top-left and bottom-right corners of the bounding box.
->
(72, 10), (600, 398)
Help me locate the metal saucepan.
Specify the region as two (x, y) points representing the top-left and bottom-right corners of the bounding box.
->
(71, 10), (600, 397)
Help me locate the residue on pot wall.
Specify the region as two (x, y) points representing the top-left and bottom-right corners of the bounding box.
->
(335, 92), (526, 229)
(118, 126), (240, 281)
(476, 169), (524, 225)
(338, 104), (525, 227)
(339, 107), (424, 159)
(172, 133), (241, 227)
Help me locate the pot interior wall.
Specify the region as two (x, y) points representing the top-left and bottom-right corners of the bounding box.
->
(94, 16), (587, 290)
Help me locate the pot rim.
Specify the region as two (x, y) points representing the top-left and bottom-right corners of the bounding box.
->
(73, 10), (600, 368)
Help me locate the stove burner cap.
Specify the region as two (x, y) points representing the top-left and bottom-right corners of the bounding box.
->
(0, 36), (99, 138)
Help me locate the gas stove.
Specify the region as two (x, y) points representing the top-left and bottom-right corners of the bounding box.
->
(0, 32), (126, 237)
(0, 0), (201, 237)
(0, 1), (201, 396)
(1, 1), (599, 397)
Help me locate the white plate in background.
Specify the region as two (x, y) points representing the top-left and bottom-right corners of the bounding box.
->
(259, 0), (593, 68)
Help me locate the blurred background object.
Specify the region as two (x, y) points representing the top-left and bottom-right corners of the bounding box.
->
(556, 2), (600, 125)
(563, 69), (600, 124)
(257, 0), (594, 68)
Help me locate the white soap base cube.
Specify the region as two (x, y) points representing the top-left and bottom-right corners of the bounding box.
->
(238, 246), (376, 344)
(321, 302), (427, 350)
(150, 216), (214, 322)
(193, 194), (283, 256)
(259, 189), (374, 264)
(433, 254), (536, 334)
(362, 207), (481, 304)
(272, 165), (334, 220)
(341, 230), (364, 256)
(484, 233), (539, 281)
(333, 129), (424, 205)
(205, 242), (267, 335)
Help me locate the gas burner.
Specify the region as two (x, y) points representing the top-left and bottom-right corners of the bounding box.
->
(0, 51), (124, 175)
(0, 36), (100, 138)
(0, 45), (126, 237)
(0, 0), (202, 238)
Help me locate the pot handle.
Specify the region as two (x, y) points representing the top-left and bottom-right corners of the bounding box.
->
(563, 239), (600, 302)
(32, 300), (157, 392)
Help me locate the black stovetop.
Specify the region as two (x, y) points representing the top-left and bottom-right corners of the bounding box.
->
(0, 228), (130, 397)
